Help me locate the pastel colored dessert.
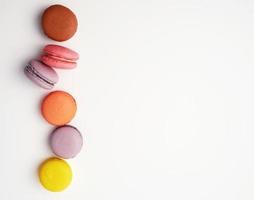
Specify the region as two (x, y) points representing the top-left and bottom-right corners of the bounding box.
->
(41, 91), (77, 126)
(39, 157), (72, 192)
(41, 4), (78, 41)
(41, 44), (79, 69)
(50, 125), (83, 159)
(24, 60), (58, 90)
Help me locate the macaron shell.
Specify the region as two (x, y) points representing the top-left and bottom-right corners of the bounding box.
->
(41, 91), (77, 126)
(41, 5), (78, 41)
(41, 55), (77, 69)
(30, 60), (59, 83)
(39, 158), (72, 192)
(24, 60), (59, 89)
(50, 125), (83, 159)
(43, 44), (79, 61)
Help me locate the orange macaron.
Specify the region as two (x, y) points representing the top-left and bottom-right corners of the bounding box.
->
(41, 91), (77, 126)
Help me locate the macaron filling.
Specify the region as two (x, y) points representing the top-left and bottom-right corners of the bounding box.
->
(45, 52), (78, 62)
(25, 63), (55, 86)
(44, 54), (76, 63)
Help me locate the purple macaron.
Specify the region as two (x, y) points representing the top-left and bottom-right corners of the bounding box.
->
(50, 125), (83, 159)
(24, 60), (59, 90)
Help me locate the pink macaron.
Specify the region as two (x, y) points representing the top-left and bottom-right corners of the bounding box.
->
(41, 44), (79, 69)
(24, 60), (59, 90)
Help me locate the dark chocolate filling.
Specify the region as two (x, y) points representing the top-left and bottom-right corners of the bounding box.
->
(25, 64), (54, 86)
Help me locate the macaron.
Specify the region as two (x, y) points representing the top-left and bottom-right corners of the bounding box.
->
(50, 125), (83, 159)
(41, 44), (79, 69)
(41, 91), (77, 126)
(39, 157), (72, 192)
(24, 60), (58, 90)
(41, 4), (78, 41)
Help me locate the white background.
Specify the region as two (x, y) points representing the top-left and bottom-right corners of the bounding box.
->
(0, 0), (254, 199)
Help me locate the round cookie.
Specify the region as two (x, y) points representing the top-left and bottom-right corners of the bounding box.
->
(50, 125), (83, 159)
(41, 44), (79, 69)
(41, 91), (77, 126)
(39, 157), (72, 192)
(41, 4), (78, 41)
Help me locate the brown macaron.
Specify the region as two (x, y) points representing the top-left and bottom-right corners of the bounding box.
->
(41, 4), (78, 42)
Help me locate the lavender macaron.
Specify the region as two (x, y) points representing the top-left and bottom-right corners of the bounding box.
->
(24, 60), (59, 90)
(50, 125), (83, 159)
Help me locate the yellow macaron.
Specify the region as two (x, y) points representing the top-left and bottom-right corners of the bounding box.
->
(39, 157), (72, 192)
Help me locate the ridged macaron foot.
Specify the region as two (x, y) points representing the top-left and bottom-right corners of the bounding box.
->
(41, 44), (79, 69)
(24, 60), (58, 90)
(39, 157), (72, 192)
(41, 91), (77, 126)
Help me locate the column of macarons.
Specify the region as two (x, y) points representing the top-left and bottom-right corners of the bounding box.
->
(24, 4), (82, 192)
